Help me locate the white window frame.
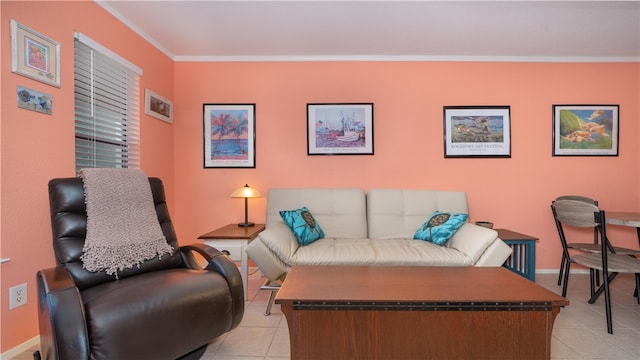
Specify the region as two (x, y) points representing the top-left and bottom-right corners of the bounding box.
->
(74, 32), (142, 173)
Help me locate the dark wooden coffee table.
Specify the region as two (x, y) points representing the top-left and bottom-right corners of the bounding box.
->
(276, 266), (568, 360)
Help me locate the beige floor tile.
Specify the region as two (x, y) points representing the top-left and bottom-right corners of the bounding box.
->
(550, 336), (582, 359)
(213, 326), (278, 357)
(266, 326), (291, 358)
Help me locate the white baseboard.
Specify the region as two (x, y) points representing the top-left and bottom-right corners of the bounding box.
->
(1, 336), (39, 360)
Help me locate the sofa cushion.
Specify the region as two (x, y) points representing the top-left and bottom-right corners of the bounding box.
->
(266, 188), (367, 239)
(367, 189), (469, 240)
(292, 238), (473, 266)
(414, 211), (468, 245)
(280, 207), (325, 245)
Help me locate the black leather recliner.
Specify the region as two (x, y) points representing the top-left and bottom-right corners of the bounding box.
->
(35, 177), (244, 360)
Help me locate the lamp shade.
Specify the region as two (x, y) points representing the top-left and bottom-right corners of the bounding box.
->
(230, 184), (262, 199)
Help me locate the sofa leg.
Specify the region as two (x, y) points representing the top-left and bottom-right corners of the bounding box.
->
(260, 279), (281, 316)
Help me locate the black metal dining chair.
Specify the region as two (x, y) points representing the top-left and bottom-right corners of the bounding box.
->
(553, 199), (640, 334)
(552, 195), (638, 297)
(552, 195), (601, 292)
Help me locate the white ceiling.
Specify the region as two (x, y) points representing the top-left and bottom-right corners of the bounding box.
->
(97, 0), (640, 62)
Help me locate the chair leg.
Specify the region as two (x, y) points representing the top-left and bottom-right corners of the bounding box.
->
(562, 261), (571, 297)
(635, 274), (640, 304)
(603, 271), (613, 334)
(558, 254), (566, 286)
(589, 268), (596, 298)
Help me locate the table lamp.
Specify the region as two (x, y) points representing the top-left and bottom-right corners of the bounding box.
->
(230, 184), (262, 227)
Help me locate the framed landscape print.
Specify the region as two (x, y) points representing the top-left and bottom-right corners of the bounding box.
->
(203, 104), (256, 168)
(443, 106), (511, 158)
(552, 104), (619, 156)
(11, 20), (60, 87)
(307, 103), (374, 155)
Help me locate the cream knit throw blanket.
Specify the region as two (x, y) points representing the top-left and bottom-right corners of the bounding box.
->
(80, 168), (173, 276)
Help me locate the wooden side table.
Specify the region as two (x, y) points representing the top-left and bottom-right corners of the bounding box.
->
(496, 228), (538, 282)
(198, 224), (265, 299)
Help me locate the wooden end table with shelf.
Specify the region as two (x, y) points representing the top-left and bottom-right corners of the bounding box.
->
(198, 223), (265, 299)
(496, 228), (538, 282)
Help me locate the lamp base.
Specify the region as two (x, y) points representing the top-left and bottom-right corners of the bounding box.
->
(238, 222), (255, 227)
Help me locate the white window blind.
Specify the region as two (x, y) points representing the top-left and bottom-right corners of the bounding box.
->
(74, 33), (141, 173)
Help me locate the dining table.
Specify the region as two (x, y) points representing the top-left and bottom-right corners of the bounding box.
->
(605, 211), (640, 244)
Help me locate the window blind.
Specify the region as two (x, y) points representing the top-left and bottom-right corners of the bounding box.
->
(74, 34), (141, 173)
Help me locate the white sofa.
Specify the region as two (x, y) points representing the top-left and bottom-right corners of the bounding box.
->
(246, 188), (513, 283)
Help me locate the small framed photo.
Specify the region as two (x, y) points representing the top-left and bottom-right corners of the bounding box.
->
(443, 106), (511, 158)
(11, 19), (60, 87)
(307, 103), (374, 155)
(552, 105), (619, 156)
(144, 89), (173, 123)
(17, 86), (52, 115)
(203, 104), (256, 168)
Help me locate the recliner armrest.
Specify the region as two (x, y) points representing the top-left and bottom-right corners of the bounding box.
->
(37, 267), (90, 360)
(179, 243), (244, 329)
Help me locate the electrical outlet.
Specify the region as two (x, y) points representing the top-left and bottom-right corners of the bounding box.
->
(9, 283), (27, 309)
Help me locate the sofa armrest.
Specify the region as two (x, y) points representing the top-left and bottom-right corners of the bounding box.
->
(446, 223), (498, 264)
(179, 244), (244, 328)
(257, 223), (300, 263)
(37, 267), (90, 360)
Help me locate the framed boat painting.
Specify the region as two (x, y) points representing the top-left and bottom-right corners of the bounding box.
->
(552, 104), (619, 156)
(443, 106), (511, 158)
(203, 103), (256, 168)
(307, 103), (374, 155)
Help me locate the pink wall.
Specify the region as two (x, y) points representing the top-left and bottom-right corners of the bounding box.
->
(1, 0), (639, 355)
(1, 1), (174, 352)
(173, 61), (639, 268)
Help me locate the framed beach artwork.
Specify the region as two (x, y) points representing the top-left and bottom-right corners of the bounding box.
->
(307, 103), (374, 155)
(203, 104), (256, 168)
(443, 106), (511, 158)
(11, 20), (60, 87)
(552, 105), (619, 156)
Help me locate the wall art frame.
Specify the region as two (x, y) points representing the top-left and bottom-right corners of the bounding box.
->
(144, 89), (173, 123)
(443, 106), (511, 158)
(11, 19), (60, 87)
(307, 103), (374, 155)
(203, 103), (256, 168)
(552, 104), (619, 156)
(17, 86), (52, 115)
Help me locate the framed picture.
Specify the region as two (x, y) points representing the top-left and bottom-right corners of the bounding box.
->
(144, 89), (173, 123)
(552, 104), (619, 156)
(203, 104), (256, 168)
(17, 86), (52, 115)
(443, 106), (511, 158)
(307, 103), (374, 155)
(11, 19), (60, 87)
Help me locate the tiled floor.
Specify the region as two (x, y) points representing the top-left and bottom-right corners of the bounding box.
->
(14, 269), (640, 360)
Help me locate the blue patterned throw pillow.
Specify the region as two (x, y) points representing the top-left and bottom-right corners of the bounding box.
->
(414, 211), (468, 246)
(280, 207), (325, 246)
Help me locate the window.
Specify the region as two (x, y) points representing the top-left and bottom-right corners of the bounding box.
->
(74, 33), (142, 173)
